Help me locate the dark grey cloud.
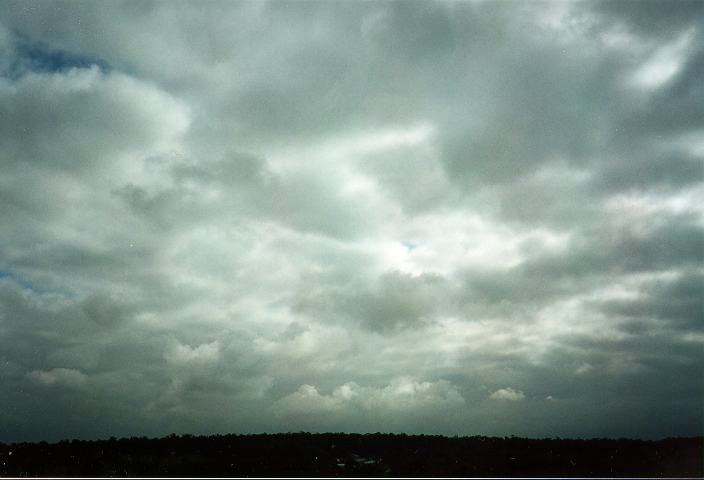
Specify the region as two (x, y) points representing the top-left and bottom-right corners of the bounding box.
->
(0, 1), (701, 442)
(293, 271), (449, 333)
(590, 0), (704, 38)
(593, 270), (704, 331)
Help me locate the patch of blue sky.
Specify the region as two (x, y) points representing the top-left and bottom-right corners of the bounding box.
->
(0, 267), (80, 300)
(0, 269), (46, 295)
(401, 241), (418, 252)
(3, 34), (111, 80)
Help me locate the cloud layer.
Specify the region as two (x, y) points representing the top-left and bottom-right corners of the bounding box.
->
(0, 0), (702, 441)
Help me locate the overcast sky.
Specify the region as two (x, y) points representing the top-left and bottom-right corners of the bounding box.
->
(0, 0), (702, 442)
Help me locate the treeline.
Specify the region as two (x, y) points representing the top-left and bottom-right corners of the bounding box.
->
(0, 432), (701, 477)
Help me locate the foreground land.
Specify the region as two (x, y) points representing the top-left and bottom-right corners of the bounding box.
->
(1, 433), (701, 477)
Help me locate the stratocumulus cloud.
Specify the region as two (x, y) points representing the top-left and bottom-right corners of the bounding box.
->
(0, 0), (702, 441)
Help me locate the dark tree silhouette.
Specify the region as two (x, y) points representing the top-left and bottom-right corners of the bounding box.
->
(1, 432), (701, 477)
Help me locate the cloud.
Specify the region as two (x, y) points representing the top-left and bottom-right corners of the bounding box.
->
(628, 28), (696, 91)
(165, 340), (221, 365)
(0, 66), (189, 171)
(271, 378), (466, 432)
(489, 388), (525, 401)
(80, 293), (132, 327)
(27, 368), (87, 388)
(592, 270), (704, 331)
(294, 270), (450, 332)
(0, 0), (701, 441)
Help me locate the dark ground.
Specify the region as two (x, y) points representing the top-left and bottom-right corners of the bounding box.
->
(0, 432), (701, 477)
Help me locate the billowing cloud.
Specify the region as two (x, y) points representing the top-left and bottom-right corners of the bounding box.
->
(271, 378), (466, 433)
(274, 378), (465, 416)
(0, 0), (701, 442)
(490, 388), (525, 402)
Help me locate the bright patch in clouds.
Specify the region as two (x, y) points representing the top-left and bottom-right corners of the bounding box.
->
(629, 28), (696, 91)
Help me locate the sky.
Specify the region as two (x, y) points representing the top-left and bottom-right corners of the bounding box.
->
(0, 0), (702, 442)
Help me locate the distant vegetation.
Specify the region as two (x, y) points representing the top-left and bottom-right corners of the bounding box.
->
(1, 433), (701, 477)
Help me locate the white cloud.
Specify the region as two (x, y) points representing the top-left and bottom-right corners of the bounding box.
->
(629, 28), (696, 91)
(490, 388), (525, 401)
(576, 363), (594, 375)
(272, 378), (465, 418)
